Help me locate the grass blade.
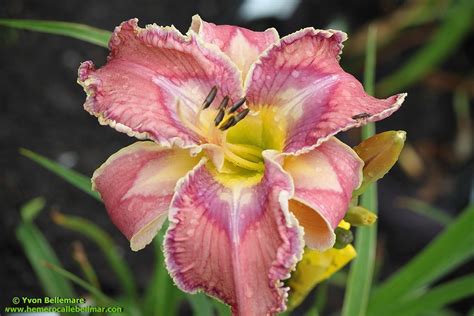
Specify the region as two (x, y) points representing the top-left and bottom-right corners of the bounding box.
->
(396, 196), (453, 226)
(52, 211), (137, 300)
(376, 274), (474, 316)
(20, 196), (46, 222)
(44, 261), (114, 304)
(20, 148), (100, 201)
(142, 236), (164, 316)
(187, 293), (215, 316)
(143, 230), (180, 316)
(72, 241), (100, 290)
(16, 222), (75, 298)
(376, 0), (473, 96)
(0, 19), (110, 47)
(368, 205), (474, 315)
(212, 299), (231, 316)
(341, 25), (378, 316)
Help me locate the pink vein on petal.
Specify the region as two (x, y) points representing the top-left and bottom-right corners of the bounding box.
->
(78, 18), (242, 148)
(165, 153), (303, 315)
(284, 138), (363, 250)
(190, 15), (279, 79)
(92, 141), (199, 251)
(245, 27), (406, 155)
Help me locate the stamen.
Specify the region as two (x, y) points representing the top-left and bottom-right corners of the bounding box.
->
(223, 147), (264, 171)
(218, 96), (230, 110)
(234, 108), (250, 123)
(226, 143), (262, 161)
(214, 108), (225, 126)
(202, 86), (218, 109)
(219, 116), (236, 131)
(229, 97), (246, 113)
(352, 112), (371, 120)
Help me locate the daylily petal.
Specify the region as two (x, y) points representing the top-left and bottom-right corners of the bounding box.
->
(244, 28), (406, 154)
(79, 18), (242, 148)
(284, 138), (363, 250)
(190, 15), (279, 79)
(92, 141), (199, 251)
(165, 153), (304, 315)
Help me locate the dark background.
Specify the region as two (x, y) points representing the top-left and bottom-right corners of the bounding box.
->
(1, 0), (473, 314)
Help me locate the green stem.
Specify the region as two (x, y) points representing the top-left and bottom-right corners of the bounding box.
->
(341, 25), (378, 316)
(44, 261), (114, 304)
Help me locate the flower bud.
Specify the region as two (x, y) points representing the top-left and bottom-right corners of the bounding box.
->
(353, 130), (406, 196)
(344, 206), (377, 226)
(333, 227), (353, 249)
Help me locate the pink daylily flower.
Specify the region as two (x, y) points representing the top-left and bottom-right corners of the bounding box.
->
(78, 15), (405, 315)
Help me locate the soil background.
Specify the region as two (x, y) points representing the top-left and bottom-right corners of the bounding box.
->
(1, 0), (473, 314)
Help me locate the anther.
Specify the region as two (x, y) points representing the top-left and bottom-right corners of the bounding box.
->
(229, 97), (246, 113)
(219, 116), (236, 131)
(352, 112), (371, 120)
(218, 96), (230, 110)
(234, 108), (250, 123)
(202, 86), (218, 109)
(214, 108), (225, 126)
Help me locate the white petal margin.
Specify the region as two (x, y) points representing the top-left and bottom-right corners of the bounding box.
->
(164, 151), (304, 315)
(283, 137), (363, 250)
(92, 141), (199, 251)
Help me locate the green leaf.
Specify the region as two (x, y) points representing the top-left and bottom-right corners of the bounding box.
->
(314, 283), (328, 313)
(143, 229), (181, 316)
(397, 197), (453, 226)
(304, 306), (319, 316)
(44, 261), (114, 304)
(20, 148), (100, 201)
(187, 293), (215, 316)
(16, 222), (76, 298)
(376, 0), (473, 96)
(341, 25), (378, 316)
(52, 212), (137, 300)
(20, 196), (46, 222)
(368, 205), (474, 315)
(211, 299), (231, 316)
(0, 19), (110, 47)
(72, 241), (103, 305)
(375, 274), (474, 316)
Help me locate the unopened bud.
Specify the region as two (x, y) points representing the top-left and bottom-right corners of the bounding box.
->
(353, 130), (406, 196)
(344, 206), (377, 226)
(333, 227), (353, 249)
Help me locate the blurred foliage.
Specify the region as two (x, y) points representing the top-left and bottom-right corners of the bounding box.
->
(376, 0), (473, 96)
(396, 196), (453, 225)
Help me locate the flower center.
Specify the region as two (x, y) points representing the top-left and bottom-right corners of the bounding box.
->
(178, 86), (286, 174)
